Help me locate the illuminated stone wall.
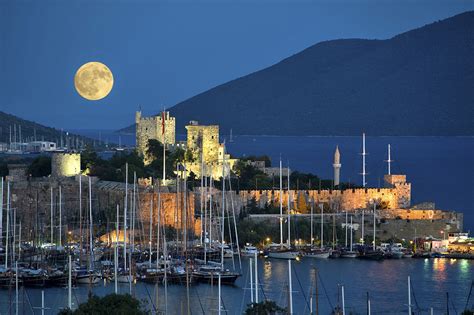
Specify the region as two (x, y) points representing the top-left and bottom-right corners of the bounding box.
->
(135, 111), (176, 164)
(185, 123), (220, 164)
(184, 123), (239, 179)
(7, 177), (198, 244)
(51, 152), (81, 177)
(236, 184), (411, 212)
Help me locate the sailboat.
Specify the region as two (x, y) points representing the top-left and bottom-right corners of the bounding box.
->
(267, 161), (299, 260)
(340, 215), (357, 258)
(304, 202), (330, 259)
(193, 148), (240, 284)
(76, 177), (100, 285)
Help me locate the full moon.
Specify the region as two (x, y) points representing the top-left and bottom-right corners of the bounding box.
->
(74, 62), (114, 101)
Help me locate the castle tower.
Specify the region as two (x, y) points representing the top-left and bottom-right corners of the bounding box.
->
(135, 110), (176, 165)
(333, 145), (341, 187)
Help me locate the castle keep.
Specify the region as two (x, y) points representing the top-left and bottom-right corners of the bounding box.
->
(184, 121), (238, 178)
(135, 111), (176, 164)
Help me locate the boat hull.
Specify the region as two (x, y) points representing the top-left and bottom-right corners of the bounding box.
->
(267, 251), (299, 260)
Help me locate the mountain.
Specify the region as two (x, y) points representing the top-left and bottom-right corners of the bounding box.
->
(0, 111), (97, 146)
(123, 11), (474, 136)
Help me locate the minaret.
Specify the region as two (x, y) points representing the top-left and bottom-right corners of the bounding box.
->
(384, 144), (394, 175)
(333, 145), (341, 187)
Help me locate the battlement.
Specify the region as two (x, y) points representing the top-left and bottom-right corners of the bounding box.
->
(384, 174), (406, 186)
(236, 183), (411, 211)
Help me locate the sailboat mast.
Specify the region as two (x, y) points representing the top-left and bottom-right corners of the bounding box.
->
(79, 175), (82, 263)
(221, 145), (226, 270)
(373, 203), (376, 251)
(408, 276), (412, 315)
(200, 150), (204, 245)
(287, 166), (290, 247)
(88, 176), (93, 270)
(124, 163), (128, 270)
(59, 185), (62, 247)
(115, 205), (119, 294)
(288, 260), (293, 314)
(50, 186), (53, 244)
(345, 211), (348, 248)
(361, 133), (367, 187)
(162, 110), (166, 183)
(149, 190), (153, 266)
(310, 199), (313, 246)
(320, 203), (324, 249)
(350, 216), (353, 252)
(279, 159), (283, 246)
(5, 180), (10, 269)
(361, 210), (365, 244)
(0, 178), (3, 249)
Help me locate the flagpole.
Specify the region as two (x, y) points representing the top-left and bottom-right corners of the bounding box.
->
(162, 110), (166, 183)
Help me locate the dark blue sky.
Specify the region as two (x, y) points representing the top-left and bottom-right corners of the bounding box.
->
(1, 0), (473, 130)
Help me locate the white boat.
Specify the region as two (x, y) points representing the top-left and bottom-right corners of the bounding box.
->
(266, 244), (299, 260)
(268, 249), (299, 260)
(305, 249), (331, 259)
(241, 245), (258, 257)
(75, 271), (100, 285)
(340, 250), (358, 258)
(116, 272), (134, 283)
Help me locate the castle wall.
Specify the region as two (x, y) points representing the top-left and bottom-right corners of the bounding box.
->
(235, 185), (411, 212)
(247, 209), (463, 241)
(185, 124), (220, 164)
(6, 177), (196, 245)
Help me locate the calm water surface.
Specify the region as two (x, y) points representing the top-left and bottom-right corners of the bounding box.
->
(1, 257), (472, 314)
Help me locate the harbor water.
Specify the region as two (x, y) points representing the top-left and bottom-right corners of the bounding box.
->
(0, 256), (472, 314)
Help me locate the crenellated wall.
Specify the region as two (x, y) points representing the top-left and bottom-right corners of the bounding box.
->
(235, 184), (411, 212)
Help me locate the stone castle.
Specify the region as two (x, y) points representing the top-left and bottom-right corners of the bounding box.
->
(184, 121), (239, 178)
(135, 111), (238, 178)
(135, 111), (176, 164)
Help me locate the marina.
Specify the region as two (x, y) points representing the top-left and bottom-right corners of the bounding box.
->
(0, 256), (472, 314)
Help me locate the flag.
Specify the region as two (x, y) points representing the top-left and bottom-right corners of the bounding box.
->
(161, 111), (166, 135)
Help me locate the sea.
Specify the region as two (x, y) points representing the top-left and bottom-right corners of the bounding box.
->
(2, 130), (468, 314)
(0, 257), (472, 314)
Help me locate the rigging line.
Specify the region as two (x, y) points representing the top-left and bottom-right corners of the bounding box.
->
(224, 190), (236, 271)
(239, 260), (251, 314)
(464, 280), (474, 311)
(23, 286), (34, 313)
(293, 263), (311, 311)
(410, 277), (421, 311)
(143, 281), (157, 313)
(451, 300), (458, 314)
(317, 270), (334, 309)
(227, 174), (242, 271)
(192, 281), (206, 314)
(257, 273), (269, 302)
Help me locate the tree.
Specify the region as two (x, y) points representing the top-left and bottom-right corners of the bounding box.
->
(0, 160), (8, 177)
(27, 156), (51, 177)
(245, 301), (287, 314)
(58, 294), (146, 315)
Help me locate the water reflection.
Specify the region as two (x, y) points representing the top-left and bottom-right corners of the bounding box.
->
(432, 258), (447, 281)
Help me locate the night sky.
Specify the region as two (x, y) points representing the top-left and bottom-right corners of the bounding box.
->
(1, 0), (473, 130)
